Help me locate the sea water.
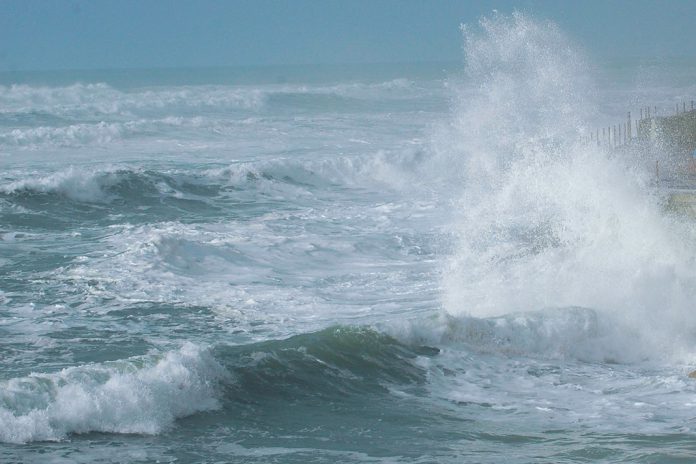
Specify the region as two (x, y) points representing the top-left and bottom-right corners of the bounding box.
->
(3, 13), (696, 463)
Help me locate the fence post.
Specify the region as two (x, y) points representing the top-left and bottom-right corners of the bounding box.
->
(627, 112), (631, 139)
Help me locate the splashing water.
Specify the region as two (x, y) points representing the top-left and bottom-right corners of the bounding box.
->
(438, 12), (696, 362)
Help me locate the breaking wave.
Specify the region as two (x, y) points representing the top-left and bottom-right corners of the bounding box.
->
(0, 147), (434, 208)
(0, 327), (435, 444)
(5, 316), (687, 445)
(0, 343), (226, 444)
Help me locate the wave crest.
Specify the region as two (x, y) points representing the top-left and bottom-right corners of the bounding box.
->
(0, 343), (227, 444)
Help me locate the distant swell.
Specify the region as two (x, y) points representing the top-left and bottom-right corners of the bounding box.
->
(0, 117), (210, 148)
(0, 82), (265, 117)
(0, 78), (422, 121)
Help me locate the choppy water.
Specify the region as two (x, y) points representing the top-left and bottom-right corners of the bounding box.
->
(3, 13), (696, 463)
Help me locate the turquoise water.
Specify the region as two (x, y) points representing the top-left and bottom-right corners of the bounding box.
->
(3, 14), (696, 463)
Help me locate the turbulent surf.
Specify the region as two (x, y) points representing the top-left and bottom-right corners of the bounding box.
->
(3, 12), (696, 463)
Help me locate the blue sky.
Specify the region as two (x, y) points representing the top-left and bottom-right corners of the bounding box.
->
(1, 0), (695, 71)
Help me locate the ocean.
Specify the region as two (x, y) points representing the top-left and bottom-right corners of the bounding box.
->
(2, 13), (696, 463)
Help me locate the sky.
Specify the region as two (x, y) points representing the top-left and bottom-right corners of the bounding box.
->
(1, 0), (695, 71)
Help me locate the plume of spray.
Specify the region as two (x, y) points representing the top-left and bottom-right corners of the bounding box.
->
(436, 12), (696, 362)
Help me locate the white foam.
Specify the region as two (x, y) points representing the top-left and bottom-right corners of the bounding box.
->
(0, 343), (227, 443)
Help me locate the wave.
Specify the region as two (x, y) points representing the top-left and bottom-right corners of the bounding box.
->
(1, 166), (117, 203)
(0, 122), (124, 148)
(25, 318), (696, 450)
(1, 146), (435, 207)
(0, 167), (228, 232)
(0, 78), (438, 151)
(0, 166), (198, 204)
(215, 326), (435, 402)
(203, 146), (448, 194)
(0, 327), (435, 444)
(4, 318), (683, 445)
(388, 307), (659, 363)
(0, 343), (226, 444)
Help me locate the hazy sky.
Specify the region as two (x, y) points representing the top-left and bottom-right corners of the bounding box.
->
(1, 0), (695, 71)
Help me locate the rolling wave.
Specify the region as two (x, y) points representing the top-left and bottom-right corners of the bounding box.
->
(0, 343), (226, 443)
(0, 327), (436, 444)
(389, 307), (657, 363)
(4, 316), (677, 445)
(1, 166), (216, 203)
(0, 147), (433, 212)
